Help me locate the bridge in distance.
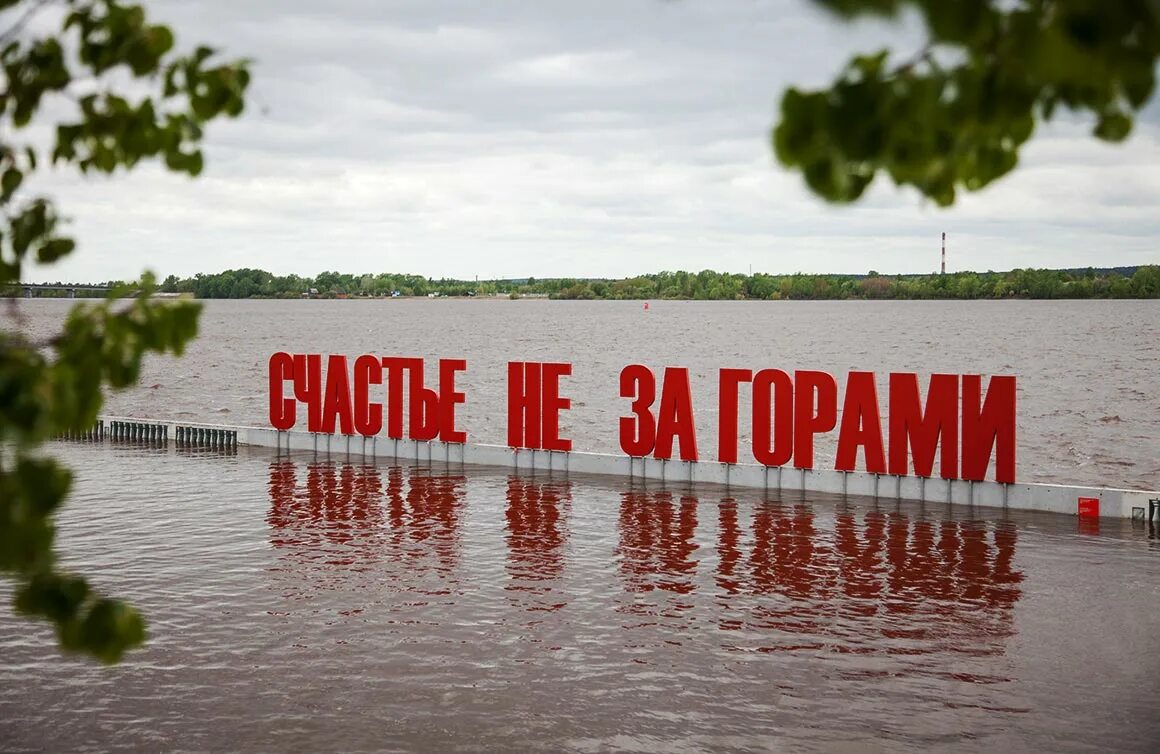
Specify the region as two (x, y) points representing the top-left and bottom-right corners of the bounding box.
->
(2, 283), (118, 298)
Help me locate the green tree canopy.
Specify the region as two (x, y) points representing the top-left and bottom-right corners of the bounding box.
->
(774, 1), (1159, 205)
(0, 0), (249, 663)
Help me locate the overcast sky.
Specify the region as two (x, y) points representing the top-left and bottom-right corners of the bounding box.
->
(19, 0), (1160, 282)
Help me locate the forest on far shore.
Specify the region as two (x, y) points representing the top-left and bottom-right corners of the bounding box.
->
(15, 265), (1160, 300)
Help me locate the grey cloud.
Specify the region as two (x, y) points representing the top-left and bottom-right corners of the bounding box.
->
(19, 0), (1160, 283)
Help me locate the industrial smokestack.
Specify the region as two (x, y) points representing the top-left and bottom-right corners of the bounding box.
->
(941, 232), (946, 275)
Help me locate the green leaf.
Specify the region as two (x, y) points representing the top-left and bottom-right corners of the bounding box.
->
(1, 167), (23, 201)
(36, 237), (76, 264)
(14, 573), (88, 623)
(186, 150), (204, 176)
(147, 25), (175, 58)
(1094, 111), (1132, 142)
(72, 599), (147, 664)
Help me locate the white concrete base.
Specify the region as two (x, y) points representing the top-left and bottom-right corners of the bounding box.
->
(98, 415), (1160, 521)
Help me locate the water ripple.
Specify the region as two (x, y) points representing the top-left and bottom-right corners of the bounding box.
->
(2, 444), (1158, 751)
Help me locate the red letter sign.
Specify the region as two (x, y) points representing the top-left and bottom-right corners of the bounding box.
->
(835, 371), (886, 473)
(409, 359), (441, 442)
(619, 364), (656, 456)
(439, 358), (468, 443)
(541, 362), (573, 452)
(263, 354), (1019, 487)
(353, 354), (383, 436)
(507, 361), (542, 448)
(888, 373), (958, 479)
(269, 352), (295, 431)
(507, 361), (572, 451)
(382, 357), (410, 439)
(654, 367), (698, 461)
(717, 368), (752, 464)
(320, 355), (354, 435)
(961, 374), (1017, 484)
(293, 354), (323, 433)
(752, 368), (793, 467)
(793, 370), (837, 469)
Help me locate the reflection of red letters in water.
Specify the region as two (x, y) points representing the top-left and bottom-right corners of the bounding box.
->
(266, 461), (384, 566)
(745, 503), (829, 650)
(713, 502), (1024, 660)
(266, 459), (298, 538)
(616, 490), (699, 595)
(504, 477), (571, 611)
(267, 461), (466, 578)
(987, 521), (1023, 611)
(752, 503), (822, 602)
(391, 470), (466, 577)
(716, 500), (743, 597)
(834, 508), (887, 611)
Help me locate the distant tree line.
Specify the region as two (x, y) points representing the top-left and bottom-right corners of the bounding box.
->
(158, 266), (1159, 300)
(9, 265), (1159, 300)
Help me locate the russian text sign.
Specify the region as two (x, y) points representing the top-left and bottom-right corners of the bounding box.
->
(268, 353), (1017, 484)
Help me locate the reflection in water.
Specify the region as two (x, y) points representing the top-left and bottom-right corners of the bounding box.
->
(385, 466), (466, 578)
(504, 477), (571, 612)
(267, 460), (385, 567)
(616, 490), (699, 595)
(266, 461), (1024, 671)
(266, 460), (466, 597)
(1078, 516), (1101, 536)
(711, 496), (1024, 663)
(174, 444), (238, 458)
(613, 491), (700, 635)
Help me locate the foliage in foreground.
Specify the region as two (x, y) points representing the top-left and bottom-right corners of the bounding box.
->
(776, 1), (1159, 206)
(0, 0), (249, 663)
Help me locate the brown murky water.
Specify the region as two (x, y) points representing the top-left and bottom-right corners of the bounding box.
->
(2, 299), (1159, 752)
(1, 443), (1159, 752)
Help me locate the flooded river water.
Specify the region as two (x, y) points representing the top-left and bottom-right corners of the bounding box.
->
(14, 297), (1160, 488)
(2, 299), (1158, 752)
